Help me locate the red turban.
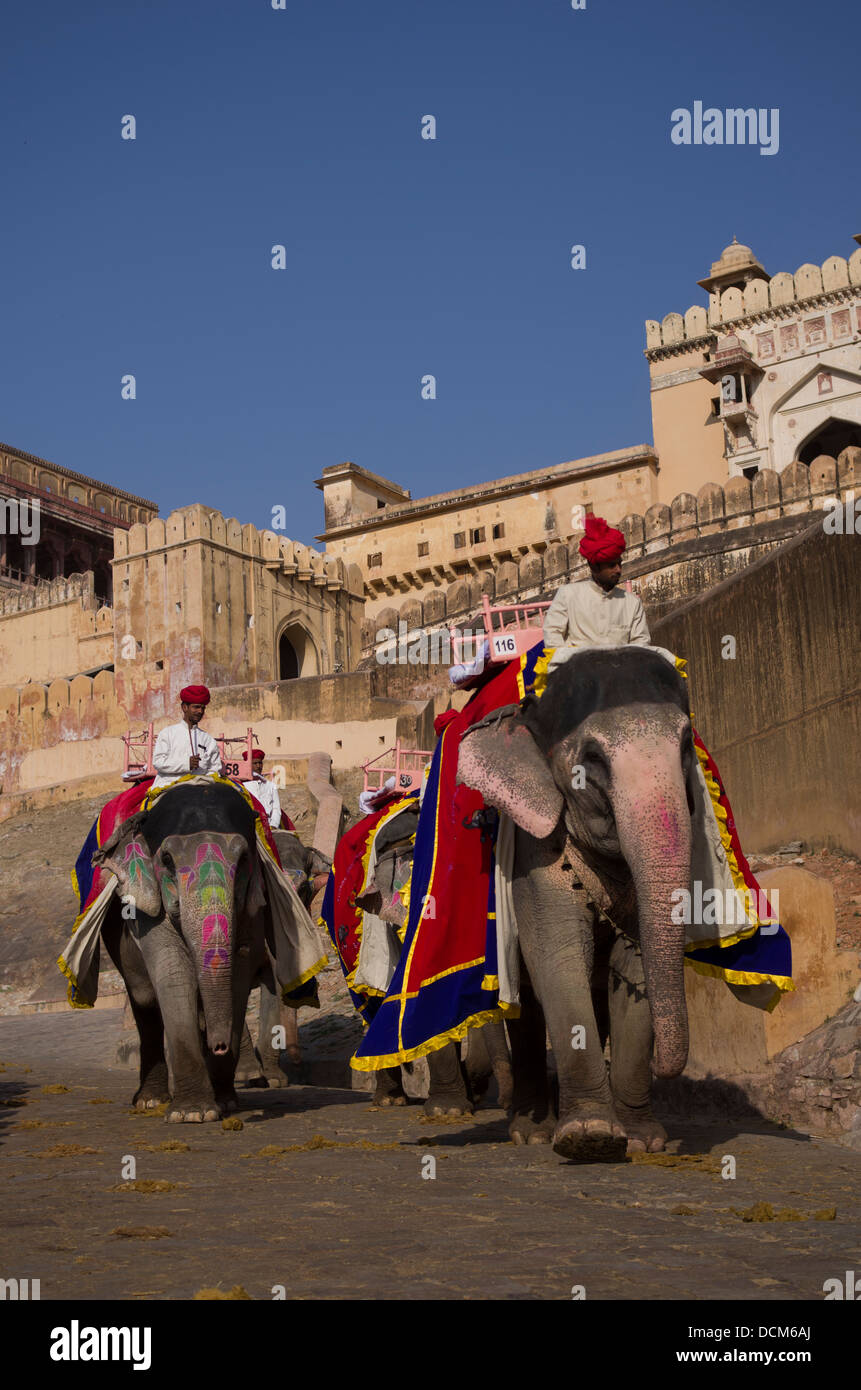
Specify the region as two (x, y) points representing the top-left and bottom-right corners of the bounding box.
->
(578, 514), (626, 565)
(251, 748), (265, 762)
(179, 684), (211, 705)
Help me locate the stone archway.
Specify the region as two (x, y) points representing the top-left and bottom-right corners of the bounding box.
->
(278, 622), (318, 681)
(797, 417), (861, 466)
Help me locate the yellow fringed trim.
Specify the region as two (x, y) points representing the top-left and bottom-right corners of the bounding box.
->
(279, 954), (329, 1003)
(349, 1006), (505, 1071)
(693, 741), (778, 944)
(684, 954), (795, 1004)
(684, 921), (760, 954)
(481, 974), (500, 991)
(530, 648), (553, 698)
(56, 954), (94, 1010)
(497, 999), (521, 1017)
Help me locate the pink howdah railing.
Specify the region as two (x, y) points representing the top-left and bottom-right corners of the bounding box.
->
(448, 582), (635, 665)
(121, 724), (259, 782)
(362, 740), (433, 795)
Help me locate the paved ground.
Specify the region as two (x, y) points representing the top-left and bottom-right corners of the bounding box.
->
(1, 1011), (858, 1302)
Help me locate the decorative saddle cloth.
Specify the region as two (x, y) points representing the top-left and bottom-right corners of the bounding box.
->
(350, 643), (793, 1073)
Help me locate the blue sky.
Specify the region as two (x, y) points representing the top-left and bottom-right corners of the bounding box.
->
(1, 0), (858, 546)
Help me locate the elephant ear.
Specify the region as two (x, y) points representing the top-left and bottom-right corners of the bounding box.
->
(457, 712), (563, 839)
(92, 813), (162, 919)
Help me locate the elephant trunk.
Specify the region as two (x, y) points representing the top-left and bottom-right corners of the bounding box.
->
(175, 886), (237, 1056)
(611, 745), (692, 1079)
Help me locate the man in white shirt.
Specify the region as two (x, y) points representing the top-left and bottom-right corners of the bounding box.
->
(543, 515), (650, 669)
(243, 748), (282, 829)
(151, 684), (223, 789)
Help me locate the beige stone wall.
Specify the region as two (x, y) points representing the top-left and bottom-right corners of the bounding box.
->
(646, 243), (861, 497)
(648, 350), (726, 505)
(0, 663), (433, 809)
(112, 504), (366, 722)
(652, 518), (861, 857)
(0, 575), (113, 685)
(320, 448), (658, 623)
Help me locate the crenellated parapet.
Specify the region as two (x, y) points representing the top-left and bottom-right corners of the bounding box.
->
(112, 504), (365, 721)
(646, 247), (861, 356)
(361, 449), (860, 655)
(0, 571), (110, 618)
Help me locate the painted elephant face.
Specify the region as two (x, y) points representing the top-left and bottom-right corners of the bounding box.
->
(96, 807), (266, 1055)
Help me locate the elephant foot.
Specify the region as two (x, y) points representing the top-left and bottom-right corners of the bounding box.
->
(133, 1093), (170, 1111)
(424, 1092), (474, 1119)
(261, 1068), (289, 1090)
(132, 1081), (170, 1111)
(552, 1111), (628, 1164)
(235, 1072), (268, 1088)
(510, 1111), (556, 1146)
(215, 1089), (239, 1114)
(167, 1096), (220, 1123)
(614, 1101), (667, 1154)
(371, 1069), (408, 1109)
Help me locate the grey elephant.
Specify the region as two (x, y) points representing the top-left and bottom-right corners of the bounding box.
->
(328, 799), (513, 1117)
(98, 778), (318, 1122)
(457, 645), (698, 1162)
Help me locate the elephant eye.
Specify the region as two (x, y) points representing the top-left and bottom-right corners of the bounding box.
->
(161, 852), (175, 873)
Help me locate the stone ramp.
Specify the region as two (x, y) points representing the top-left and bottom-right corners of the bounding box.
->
(1, 1009), (859, 1301)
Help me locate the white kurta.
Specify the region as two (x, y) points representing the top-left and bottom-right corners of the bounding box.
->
(243, 774), (282, 829)
(151, 721), (222, 789)
(543, 578), (651, 652)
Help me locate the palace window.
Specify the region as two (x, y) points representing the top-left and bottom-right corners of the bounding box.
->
(417, 541), (429, 557)
(492, 522), (505, 540)
(367, 552), (382, 568)
(470, 527), (485, 545)
(453, 532), (466, 549)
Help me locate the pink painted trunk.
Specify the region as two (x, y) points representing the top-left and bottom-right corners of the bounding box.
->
(611, 745), (692, 1079)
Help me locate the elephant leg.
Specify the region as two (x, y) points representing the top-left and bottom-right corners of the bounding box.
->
(463, 1026), (492, 1106)
(505, 962), (555, 1144)
(514, 830), (626, 1162)
(254, 970), (291, 1088)
(607, 929), (667, 1154)
(464, 1020), (513, 1110)
(131, 919), (220, 1123)
(103, 913), (170, 1110)
(372, 1065), (408, 1107)
(483, 1019), (514, 1110)
(425, 1042), (472, 1117)
(234, 1015), (268, 1089)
